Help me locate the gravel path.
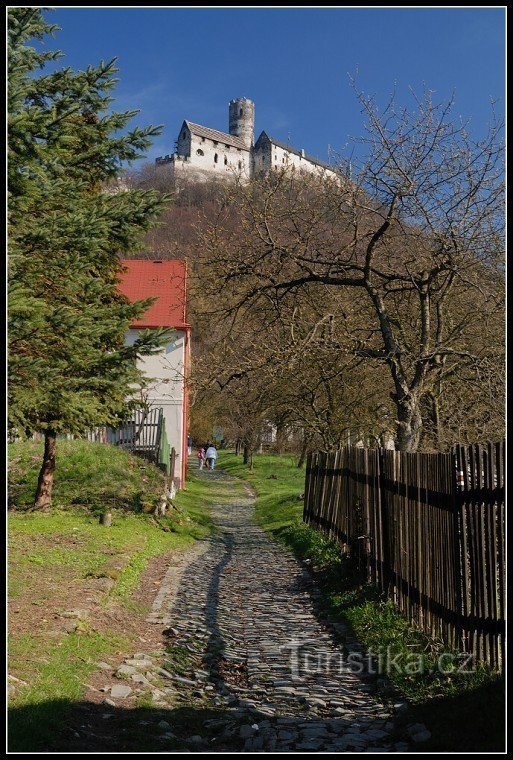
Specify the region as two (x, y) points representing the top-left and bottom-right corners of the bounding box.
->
(147, 464), (408, 752)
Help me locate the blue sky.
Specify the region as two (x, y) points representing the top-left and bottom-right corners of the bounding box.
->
(41, 7), (505, 166)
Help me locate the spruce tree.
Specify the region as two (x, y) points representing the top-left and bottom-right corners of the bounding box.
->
(8, 8), (172, 508)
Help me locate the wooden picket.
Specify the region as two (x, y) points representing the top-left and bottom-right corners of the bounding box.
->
(304, 441), (505, 669)
(454, 441), (505, 668)
(83, 407), (171, 476)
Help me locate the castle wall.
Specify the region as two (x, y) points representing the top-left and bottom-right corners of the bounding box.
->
(252, 140), (272, 177)
(255, 140), (339, 181)
(187, 134), (251, 178)
(253, 134), (339, 182)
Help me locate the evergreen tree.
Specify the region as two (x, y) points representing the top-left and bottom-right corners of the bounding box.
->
(8, 8), (172, 508)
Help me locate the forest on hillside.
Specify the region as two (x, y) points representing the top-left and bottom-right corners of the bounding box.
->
(122, 105), (505, 460)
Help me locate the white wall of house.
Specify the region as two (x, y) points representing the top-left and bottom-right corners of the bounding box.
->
(125, 328), (186, 487)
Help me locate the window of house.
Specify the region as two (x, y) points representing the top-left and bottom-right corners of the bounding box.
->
(214, 153), (218, 164)
(196, 149), (204, 156)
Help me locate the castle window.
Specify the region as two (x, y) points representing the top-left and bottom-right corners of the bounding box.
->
(224, 156), (228, 165)
(214, 153), (218, 164)
(196, 149), (204, 156)
(239, 108), (243, 116)
(182, 132), (186, 140)
(238, 161), (242, 170)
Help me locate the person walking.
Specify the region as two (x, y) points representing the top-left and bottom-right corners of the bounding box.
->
(205, 444), (217, 470)
(197, 447), (205, 470)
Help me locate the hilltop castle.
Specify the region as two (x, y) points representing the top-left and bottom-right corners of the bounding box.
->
(155, 97), (340, 184)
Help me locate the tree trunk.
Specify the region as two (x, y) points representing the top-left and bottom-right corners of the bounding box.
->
(34, 429), (57, 509)
(297, 438), (309, 468)
(394, 398), (423, 452)
(431, 392), (442, 450)
(243, 443), (254, 470)
(275, 422), (287, 454)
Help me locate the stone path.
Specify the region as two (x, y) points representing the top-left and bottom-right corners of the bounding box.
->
(145, 463), (410, 752)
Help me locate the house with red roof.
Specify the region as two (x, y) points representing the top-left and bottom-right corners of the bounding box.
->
(117, 259), (190, 490)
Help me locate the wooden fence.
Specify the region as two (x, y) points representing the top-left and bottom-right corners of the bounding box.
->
(303, 442), (505, 669)
(84, 407), (172, 476)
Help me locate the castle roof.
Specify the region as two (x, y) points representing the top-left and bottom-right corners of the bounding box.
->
(255, 131), (337, 173)
(184, 120), (249, 151)
(118, 259), (188, 330)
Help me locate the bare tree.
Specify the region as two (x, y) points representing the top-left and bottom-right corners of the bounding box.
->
(198, 86), (504, 451)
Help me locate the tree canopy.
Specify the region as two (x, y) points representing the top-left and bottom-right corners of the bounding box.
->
(8, 8), (172, 506)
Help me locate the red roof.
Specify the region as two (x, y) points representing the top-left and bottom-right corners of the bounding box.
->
(118, 259), (188, 329)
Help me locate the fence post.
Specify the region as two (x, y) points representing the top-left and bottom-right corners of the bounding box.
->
(378, 447), (392, 596)
(451, 445), (464, 653)
(303, 452), (312, 524)
(169, 447), (176, 485)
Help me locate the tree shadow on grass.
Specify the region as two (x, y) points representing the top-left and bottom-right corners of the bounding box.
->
(395, 675), (505, 752)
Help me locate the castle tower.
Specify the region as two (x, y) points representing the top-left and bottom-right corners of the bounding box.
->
(228, 98), (255, 148)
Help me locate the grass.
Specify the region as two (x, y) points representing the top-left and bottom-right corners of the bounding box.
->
(8, 629), (129, 751)
(217, 449), (505, 753)
(218, 450), (305, 529)
(7, 440), (223, 752)
(8, 438), (165, 513)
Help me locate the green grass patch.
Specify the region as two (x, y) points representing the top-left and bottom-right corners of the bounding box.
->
(8, 438), (165, 513)
(8, 629), (128, 752)
(218, 450), (305, 530)
(8, 442), (227, 752)
(217, 450), (505, 752)
(164, 644), (196, 677)
(9, 509), (196, 600)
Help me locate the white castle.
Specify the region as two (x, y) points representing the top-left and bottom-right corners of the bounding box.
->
(155, 97), (340, 184)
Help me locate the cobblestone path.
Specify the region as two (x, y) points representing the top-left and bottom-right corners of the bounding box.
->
(148, 465), (408, 752)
